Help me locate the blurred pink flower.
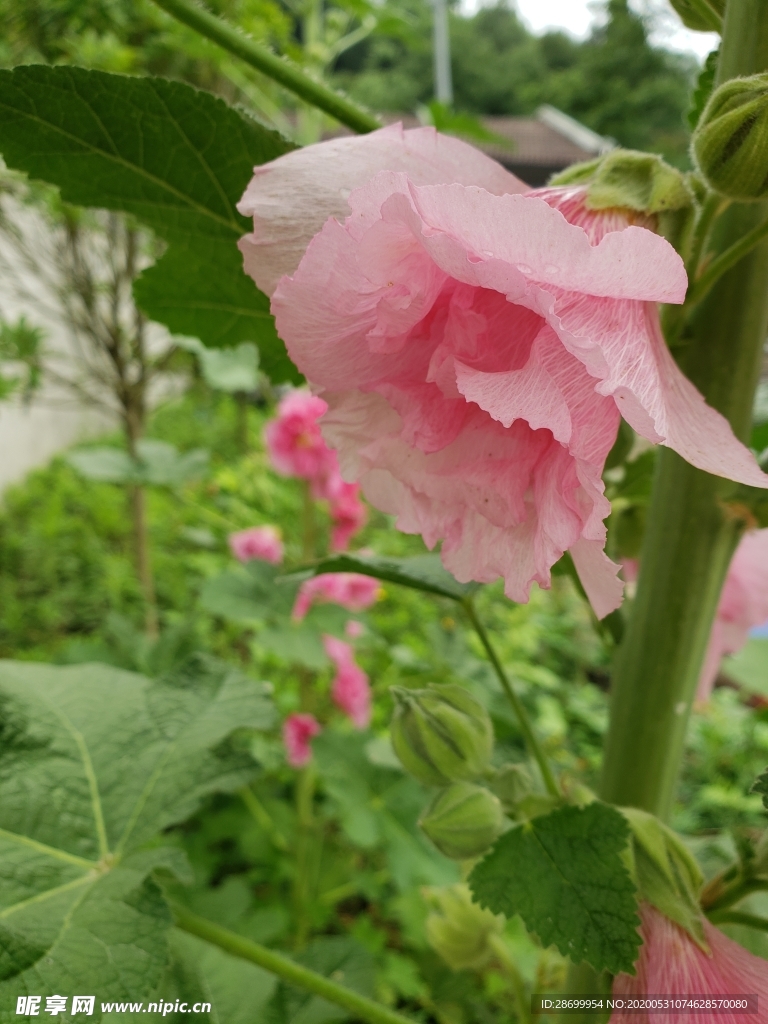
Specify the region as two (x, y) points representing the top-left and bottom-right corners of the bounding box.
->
(228, 525), (283, 564)
(292, 572), (381, 620)
(239, 125), (768, 618)
(345, 619), (364, 638)
(323, 634), (371, 729)
(697, 528), (768, 701)
(264, 389), (336, 483)
(611, 903), (768, 1024)
(283, 713), (322, 767)
(327, 479), (367, 552)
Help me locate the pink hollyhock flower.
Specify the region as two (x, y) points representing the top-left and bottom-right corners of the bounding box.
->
(238, 125), (768, 618)
(612, 903), (768, 1024)
(228, 524), (283, 564)
(697, 528), (768, 701)
(327, 478), (367, 551)
(345, 619), (364, 638)
(323, 634), (372, 729)
(283, 712), (322, 767)
(292, 572), (381, 620)
(264, 389), (337, 483)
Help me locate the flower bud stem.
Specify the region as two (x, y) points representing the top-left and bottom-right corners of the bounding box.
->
(148, 0), (381, 135)
(686, 210), (768, 308)
(707, 909), (768, 931)
(462, 598), (561, 799)
(172, 903), (418, 1024)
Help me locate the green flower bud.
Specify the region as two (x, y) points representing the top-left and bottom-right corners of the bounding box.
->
(424, 883), (503, 972)
(419, 782), (504, 860)
(390, 684), (494, 787)
(693, 74), (768, 201)
(486, 763), (533, 813)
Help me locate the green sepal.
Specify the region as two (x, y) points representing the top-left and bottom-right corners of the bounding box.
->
(620, 807), (708, 951)
(552, 150), (693, 217)
(668, 0), (723, 33)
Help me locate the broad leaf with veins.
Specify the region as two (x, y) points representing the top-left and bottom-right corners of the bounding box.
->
(0, 657), (274, 1019)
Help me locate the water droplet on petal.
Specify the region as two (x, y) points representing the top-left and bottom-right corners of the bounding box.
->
(545, 264), (559, 275)
(515, 263), (532, 275)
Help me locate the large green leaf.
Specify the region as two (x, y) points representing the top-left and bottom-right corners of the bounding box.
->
(283, 553), (479, 602)
(0, 65), (299, 381)
(468, 802), (640, 974)
(0, 656), (275, 1017)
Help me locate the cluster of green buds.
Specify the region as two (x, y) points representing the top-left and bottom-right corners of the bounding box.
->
(424, 883), (504, 971)
(390, 684), (504, 860)
(693, 73), (768, 201)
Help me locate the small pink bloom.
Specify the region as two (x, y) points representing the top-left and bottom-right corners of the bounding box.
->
(239, 126), (768, 618)
(328, 479), (367, 551)
(292, 572), (381, 620)
(264, 389), (337, 482)
(283, 713), (322, 767)
(697, 528), (768, 701)
(323, 634), (372, 729)
(228, 525), (283, 564)
(345, 619), (364, 638)
(612, 903), (768, 1024)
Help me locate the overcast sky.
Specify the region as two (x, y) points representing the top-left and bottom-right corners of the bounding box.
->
(461, 0), (719, 60)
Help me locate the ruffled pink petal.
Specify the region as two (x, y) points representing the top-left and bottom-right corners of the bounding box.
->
(238, 124), (527, 297)
(570, 538), (624, 620)
(549, 296), (768, 488)
(612, 903), (768, 1024)
(283, 713), (322, 767)
(228, 525), (283, 564)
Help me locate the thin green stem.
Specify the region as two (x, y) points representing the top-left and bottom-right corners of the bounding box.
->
(171, 903), (417, 1024)
(700, 863), (768, 914)
(149, 0), (380, 134)
(240, 786), (288, 851)
(488, 935), (531, 1024)
(708, 909), (768, 931)
(462, 598), (560, 799)
(685, 193), (726, 282)
(292, 764), (318, 949)
(686, 211), (768, 310)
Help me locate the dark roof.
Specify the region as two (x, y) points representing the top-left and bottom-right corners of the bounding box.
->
(325, 108), (611, 186)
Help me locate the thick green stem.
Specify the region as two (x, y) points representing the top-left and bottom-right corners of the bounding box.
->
(149, 0), (380, 134)
(600, 0), (768, 820)
(462, 598), (561, 799)
(686, 211), (768, 309)
(172, 904), (417, 1024)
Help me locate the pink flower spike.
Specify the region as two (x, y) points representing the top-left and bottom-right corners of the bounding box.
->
(292, 572), (381, 620)
(239, 130), (768, 619)
(283, 713), (322, 767)
(323, 634), (372, 729)
(697, 528), (768, 701)
(611, 903), (768, 1024)
(264, 389), (337, 482)
(228, 525), (283, 565)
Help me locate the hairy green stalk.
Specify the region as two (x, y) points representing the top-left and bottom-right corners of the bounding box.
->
(463, 598), (561, 799)
(149, 0), (380, 134)
(600, 0), (768, 819)
(172, 904), (417, 1024)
